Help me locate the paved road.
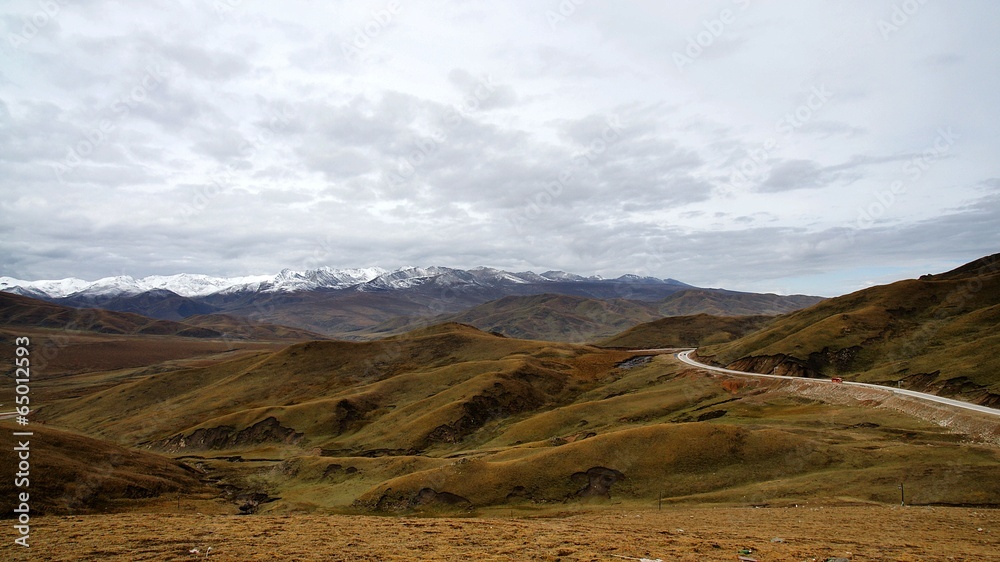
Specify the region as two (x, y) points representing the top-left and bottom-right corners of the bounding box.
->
(674, 349), (1000, 418)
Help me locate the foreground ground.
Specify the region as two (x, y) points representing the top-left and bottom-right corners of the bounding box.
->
(3, 506), (997, 561)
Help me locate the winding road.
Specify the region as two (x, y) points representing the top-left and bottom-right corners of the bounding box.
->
(674, 349), (1000, 418)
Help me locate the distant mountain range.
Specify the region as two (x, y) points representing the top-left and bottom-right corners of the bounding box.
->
(0, 266), (689, 299)
(0, 266), (822, 338)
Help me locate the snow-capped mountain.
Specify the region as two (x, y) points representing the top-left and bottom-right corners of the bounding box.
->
(0, 266), (690, 300)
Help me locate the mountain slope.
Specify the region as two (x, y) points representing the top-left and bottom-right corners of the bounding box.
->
(54, 289), (220, 321)
(0, 291), (222, 337)
(39, 323), (636, 449)
(655, 289), (824, 316)
(598, 313), (774, 348)
(366, 294), (666, 342)
(0, 421), (216, 515)
(697, 253), (1000, 406)
(362, 291), (822, 343)
(0, 292), (322, 340)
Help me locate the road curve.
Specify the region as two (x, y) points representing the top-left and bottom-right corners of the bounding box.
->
(675, 349), (1000, 418)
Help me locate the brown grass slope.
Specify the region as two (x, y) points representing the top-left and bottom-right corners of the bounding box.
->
(0, 421), (214, 516)
(30, 317), (1000, 515)
(37, 323), (635, 451)
(301, 359), (1000, 513)
(698, 253), (1000, 406)
(0, 292), (319, 341)
(655, 289), (824, 316)
(363, 291), (821, 343)
(598, 313), (774, 348)
(367, 294), (666, 342)
(181, 313), (327, 340)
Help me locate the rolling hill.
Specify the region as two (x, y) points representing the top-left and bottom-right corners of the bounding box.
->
(33, 320), (1000, 514)
(366, 294), (665, 342)
(598, 313), (774, 348)
(656, 288), (823, 316)
(360, 290), (821, 342)
(697, 253), (1000, 406)
(0, 421), (217, 515)
(0, 292), (323, 341)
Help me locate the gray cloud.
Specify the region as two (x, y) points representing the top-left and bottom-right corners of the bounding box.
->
(1, 0), (998, 297)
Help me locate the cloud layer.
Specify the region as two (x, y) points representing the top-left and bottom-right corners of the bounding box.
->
(1, 0), (998, 296)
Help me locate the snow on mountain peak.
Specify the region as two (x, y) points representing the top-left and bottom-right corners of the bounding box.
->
(0, 266), (684, 299)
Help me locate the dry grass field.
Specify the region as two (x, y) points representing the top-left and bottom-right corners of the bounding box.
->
(3, 505), (997, 561)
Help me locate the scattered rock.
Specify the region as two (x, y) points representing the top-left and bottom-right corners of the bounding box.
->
(696, 409), (727, 421)
(616, 356), (654, 369)
(411, 488), (472, 509)
(156, 417), (303, 452)
(506, 486), (531, 502)
(571, 467), (625, 498)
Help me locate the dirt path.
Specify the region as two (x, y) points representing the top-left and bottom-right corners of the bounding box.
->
(4, 506), (997, 561)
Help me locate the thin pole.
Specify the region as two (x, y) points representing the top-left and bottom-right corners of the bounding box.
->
(899, 483), (905, 506)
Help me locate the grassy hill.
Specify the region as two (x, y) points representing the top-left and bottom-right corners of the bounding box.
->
(367, 294), (665, 342)
(656, 289), (823, 316)
(0, 292), (322, 340)
(38, 323), (636, 448)
(0, 421), (218, 515)
(362, 291), (821, 343)
(32, 318), (1000, 514)
(698, 253), (1000, 406)
(598, 313), (774, 348)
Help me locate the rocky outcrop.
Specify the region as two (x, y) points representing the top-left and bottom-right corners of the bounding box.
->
(572, 466), (625, 498)
(362, 487), (472, 512)
(723, 354), (816, 378)
(903, 372), (1000, 408)
(411, 488), (472, 508)
(155, 417), (303, 452)
(425, 379), (547, 445)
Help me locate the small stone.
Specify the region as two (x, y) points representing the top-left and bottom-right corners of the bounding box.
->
(771, 537), (785, 543)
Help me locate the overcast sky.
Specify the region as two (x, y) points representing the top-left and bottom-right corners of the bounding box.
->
(1, 0), (998, 296)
